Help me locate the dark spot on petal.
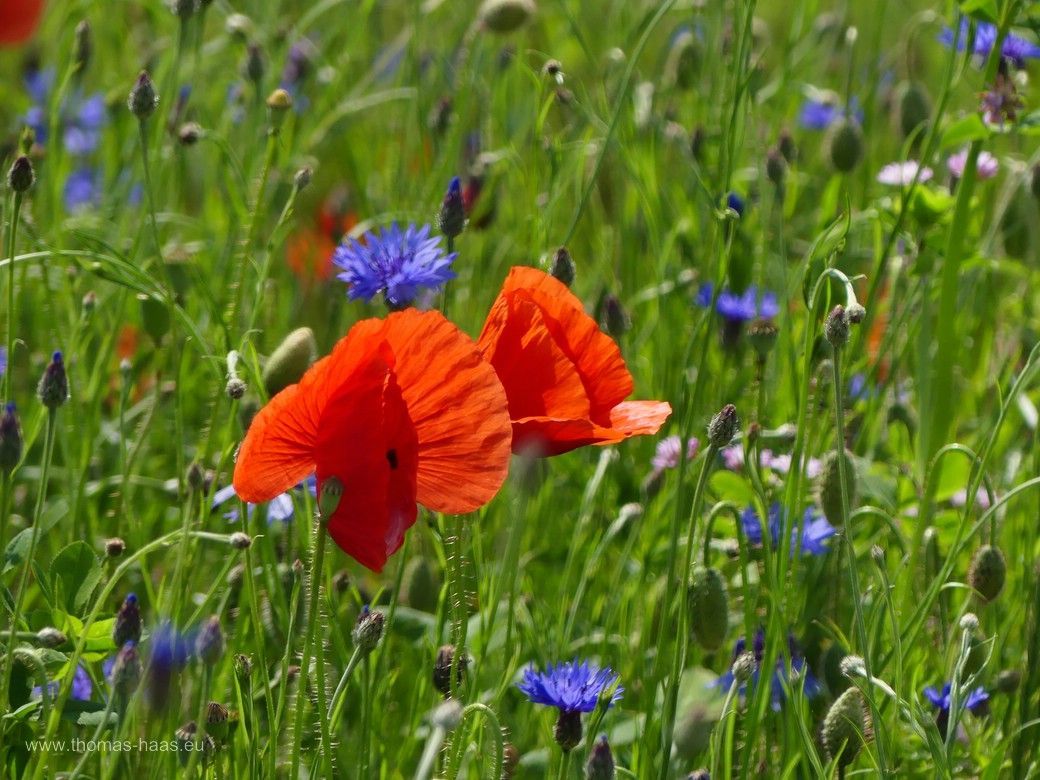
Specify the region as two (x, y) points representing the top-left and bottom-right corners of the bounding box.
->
(386, 449), (398, 469)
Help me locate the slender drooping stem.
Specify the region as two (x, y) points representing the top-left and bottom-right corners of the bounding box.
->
(4, 190), (23, 403)
(327, 646), (363, 729)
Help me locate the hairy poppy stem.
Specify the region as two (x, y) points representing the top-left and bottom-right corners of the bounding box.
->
(657, 442), (717, 778)
(289, 517), (329, 780)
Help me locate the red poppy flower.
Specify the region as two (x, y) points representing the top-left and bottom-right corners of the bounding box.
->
(234, 309), (512, 571)
(477, 266), (671, 456)
(0, 0), (44, 46)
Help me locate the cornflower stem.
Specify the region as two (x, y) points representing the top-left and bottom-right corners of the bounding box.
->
(183, 664), (213, 778)
(289, 516), (329, 780)
(242, 543), (277, 747)
(944, 624), (974, 752)
(229, 128), (279, 339)
(244, 177), (304, 338)
(137, 120), (164, 271)
(327, 646), (363, 728)
(0, 408), (57, 712)
(830, 348), (888, 774)
(556, 748), (572, 780)
(67, 687), (117, 780)
(4, 191), (23, 403)
(657, 442), (718, 779)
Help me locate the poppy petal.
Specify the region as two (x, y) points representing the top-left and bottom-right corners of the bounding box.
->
(495, 266), (633, 421)
(607, 400), (672, 437)
(380, 309), (512, 514)
(316, 352), (419, 572)
(0, 0), (44, 45)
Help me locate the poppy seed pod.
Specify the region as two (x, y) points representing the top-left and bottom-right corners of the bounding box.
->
(826, 118), (864, 173)
(128, 71), (158, 120)
(688, 566), (729, 652)
(8, 155), (35, 193)
(822, 686), (871, 767)
(549, 246), (576, 287)
(707, 404), (739, 449)
(819, 448), (855, 525)
(478, 0), (536, 34)
(262, 327), (318, 397)
(968, 545), (1006, 603)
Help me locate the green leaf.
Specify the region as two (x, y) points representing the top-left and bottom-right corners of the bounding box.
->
(50, 543), (102, 615)
(2, 529), (33, 575)
(941, 114), (990, 149)
(958, 0), (999, 23)
(708, 470), (756, 508)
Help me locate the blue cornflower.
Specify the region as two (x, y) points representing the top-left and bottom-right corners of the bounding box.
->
(34, 664), (92, 702)
(0, 346), (6, 377)
(333, 223), (458, 308)
(145, 621), (194, 710)
(726, 191), (746, 218)
(63, 167), (101, 212)
(63, 93), (106, 155)
(22, 70), (106, 155)
(713, 630), (821, 711)
(924, 683), (989, 715)
(940, 20), (1040, 68)
(799, 96), (863, 130)
(518, 658), (623, 713)
(211, 475), (316, 524)
(695, 283), (779, 324)
(739, 503), (836, 556)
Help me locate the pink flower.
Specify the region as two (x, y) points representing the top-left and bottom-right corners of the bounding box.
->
(721, 445), (745, 470)
(877, 161), (933, 186)
(651, 435), (700, 469)
(951, 487), (993, 510)
(947, 149), (998, 180)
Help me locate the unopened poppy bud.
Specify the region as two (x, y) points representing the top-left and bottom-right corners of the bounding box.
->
(0, 403), (23, 473)
(688, 566), (728, 652)
(294, 167), (312, 192)
(245, 42), (265, 85)
(707, 404), (738, 448)
(585, 734), (615, 779)
(178, 122), (202, 145)
(225, 377), (246, 400)
(550, 246), (576, 287)
(968, 544), (1006, 603)
(433, 644), (467, 696)
(196, 615), (225, 666)
(819, 448), (855, 524)
(766, 148), (786, 189)
(352, 606), (384, 654)
(432, 698), (464, 731)
(827, 118), (864, 173)
(825, 305), (849, 349)
(36, 627), (67, 648)
(554, 709), (582, 753)
(113, 593), (141, 647)
(74, 20), (92, 74)
(732, 651), (756, 683)
(839, 654), (865, 679)
(105, 538), (126, 557)
(601, 294), (630, 338)
(318, 476), (344, 520)
(8, 156), (35, 193)
(478, 0), (536, 34)
(128, 71), (158, 120)
(895, 80), (931, 140)
(746, 317), (778, 359)
(401, 556), (441, 612)
(437, 176), (466, 239)
(262, 327), (317, 396)
(266, 88), (292, 113)
(234, 653), (253, 681)
(822, 687), (871, 767)
(112, 641), (142, 701)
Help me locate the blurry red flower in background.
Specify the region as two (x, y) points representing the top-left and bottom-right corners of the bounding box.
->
(0, 0), (44, 46)
(234, 309), (512, 571)
(478, 266), (671, 456)
(287, 188), (357, 283)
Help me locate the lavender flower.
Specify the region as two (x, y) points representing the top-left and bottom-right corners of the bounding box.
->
(518, 659), (623, 713)
(799, 96), (863, 130)
(651, 435), (699, 469)
(939, 20), (1040, 68)
(947, 149), (999, 180)
(333, 223), (457, 308)
(876, 160), (932, 186)
(713, 630), (821, 711)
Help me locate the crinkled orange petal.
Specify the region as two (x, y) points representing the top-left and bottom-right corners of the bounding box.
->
(316, 354), (419, 573)
(0, 0), (44, 45)
(494, 267), (633, 422)
(478, 294), (589, 420)
(607, 401), (673, 437)
(380, 309), (512, 514)
(510, 401), (671, 457)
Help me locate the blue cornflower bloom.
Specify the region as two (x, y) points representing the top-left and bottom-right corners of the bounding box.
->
(739, 503), (836, 556)
(939, 20), (1040, 68)
(518, 659), (623, 713)
(924, 683), (989, 715)
(726, 191), (746, 218)
(695, 283), (779, 324)
(22, 70), (106, 155)
(63, 94), (106, 155)
(799, 96), (863, 130)
(0, 346), (6, 377)
(63, 168), (101, 212)
(333, 223), (458, 309)
(34, 664), (92, 702)
(211, 475), (316, 524)
(713, 630), (821, 711)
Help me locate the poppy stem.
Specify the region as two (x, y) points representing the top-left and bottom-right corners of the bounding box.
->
(3, 190), (22, 404)
(289, 517), (329, 780)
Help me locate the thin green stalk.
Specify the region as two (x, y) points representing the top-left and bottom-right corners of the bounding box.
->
(4, 191), (22, 403)
(657, 443), (718, 779)
(556, 749), (572, 780)
(67, 688), (117, 780)
(289, 517), (329, 780)
(0, 408), (56, 711)
(138, 120), (164, 270)
(242, 543), (277, 745)
(327, 646), (363, 728)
